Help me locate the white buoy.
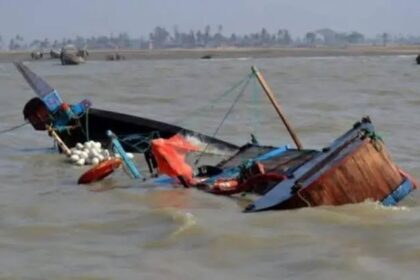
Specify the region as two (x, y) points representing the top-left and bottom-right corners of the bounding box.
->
(80, 151), (89, 159)
(76, 158), (85, 166)
(126, 153), (134, 159)
(70, 154), (80, 162)
(66, 141), (116, 166)
(92, 157), (100, 165)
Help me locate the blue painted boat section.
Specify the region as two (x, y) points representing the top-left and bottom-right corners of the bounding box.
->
(14, 62), (55, 98)
(71, 99), (92, 116)
(42, 90), (63, 113)
(255, 145), (289, 161)
(107, 130), (142, 179)
(151, 175), (176, 185)
(381, 178), (414, 206)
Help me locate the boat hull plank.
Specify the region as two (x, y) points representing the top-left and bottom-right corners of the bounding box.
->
(277, 141), (402, 210)
(246, 119), (412, 212)
(303, 140), (402, 205)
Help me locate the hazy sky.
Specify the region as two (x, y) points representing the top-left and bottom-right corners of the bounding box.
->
(0, 0), (419, 41)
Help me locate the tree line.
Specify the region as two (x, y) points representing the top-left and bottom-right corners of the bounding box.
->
(2, 26), (420, 50)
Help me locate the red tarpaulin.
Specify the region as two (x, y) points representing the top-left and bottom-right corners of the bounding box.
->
(151, 134), (200, 183)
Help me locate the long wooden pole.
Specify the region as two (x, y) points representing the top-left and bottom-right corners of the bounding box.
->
(46, 125), (72, 156)
(251, 66), (303, 150)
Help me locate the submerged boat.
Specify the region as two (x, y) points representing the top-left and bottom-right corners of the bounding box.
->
(188, 117), (416, 212)
(146, 117), (416, 212)
(15, 62), (239, 156)
(142, 67), (417, 212)
(16, 61), (416, 212)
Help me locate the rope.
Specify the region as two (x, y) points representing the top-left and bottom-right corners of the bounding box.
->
(85, 107), (90, 141)
(0, 121), (29, 135)
(194, 74), (253, 166)
(116, 131), (160, 153)
(363, 129), (383, 151)
(363, 129), (383, 142)
(297, 188), (311, 207)
(76, 107), (90, 141)
(175, 73), (253, 126)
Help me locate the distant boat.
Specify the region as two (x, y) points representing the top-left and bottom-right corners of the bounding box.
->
(416, 54), (420, 65)
(106, 53), (125, 61)
(200, 54), (213, 59)
(60, 44), (86, 65)
(30, 51), (43, 60)
(50, 49), (61, 59)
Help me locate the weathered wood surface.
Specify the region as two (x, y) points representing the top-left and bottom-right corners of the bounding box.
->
(291, 139), (403, 208)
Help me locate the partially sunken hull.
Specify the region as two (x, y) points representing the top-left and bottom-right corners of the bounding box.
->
(267, 139), (404, 210)
(245, 118), (416, 212)
(56, 107), (239, 153)
(16, 62), (238, 154)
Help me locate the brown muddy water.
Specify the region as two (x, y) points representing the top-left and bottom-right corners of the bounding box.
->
(1, 56), (420, 279)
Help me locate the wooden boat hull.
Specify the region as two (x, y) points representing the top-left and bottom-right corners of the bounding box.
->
(16, 62), (415, 211)
(16, 62), (239, 154)
(266, 140), (406, 210)
(56, 107), (239, 153)
(151, 118), (415, 212)
(244, 118), (416, 212)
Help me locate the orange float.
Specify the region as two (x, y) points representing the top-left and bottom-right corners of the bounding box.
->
(77, 158), (122, 184)
(208, 173), (286, 195)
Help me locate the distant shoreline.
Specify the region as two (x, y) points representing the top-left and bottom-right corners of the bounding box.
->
(1, 46), (419, 63)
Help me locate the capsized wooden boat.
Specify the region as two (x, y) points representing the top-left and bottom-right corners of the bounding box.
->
(15, 62), (239, 154)
(245, 117), (416, 211)
(16, 62), (416, 212)
(147, 117), (416, 212)
(145, 67), (417, 211)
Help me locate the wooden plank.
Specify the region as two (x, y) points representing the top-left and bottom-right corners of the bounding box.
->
(365, 140), (403, 188)
(358, 142), (401, 195)
(300, 140), (403, 206)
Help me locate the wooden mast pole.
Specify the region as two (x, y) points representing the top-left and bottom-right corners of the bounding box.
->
(251, 66), (303, 150)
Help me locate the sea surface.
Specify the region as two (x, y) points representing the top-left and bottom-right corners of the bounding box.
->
(1, 56), (420, 279)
